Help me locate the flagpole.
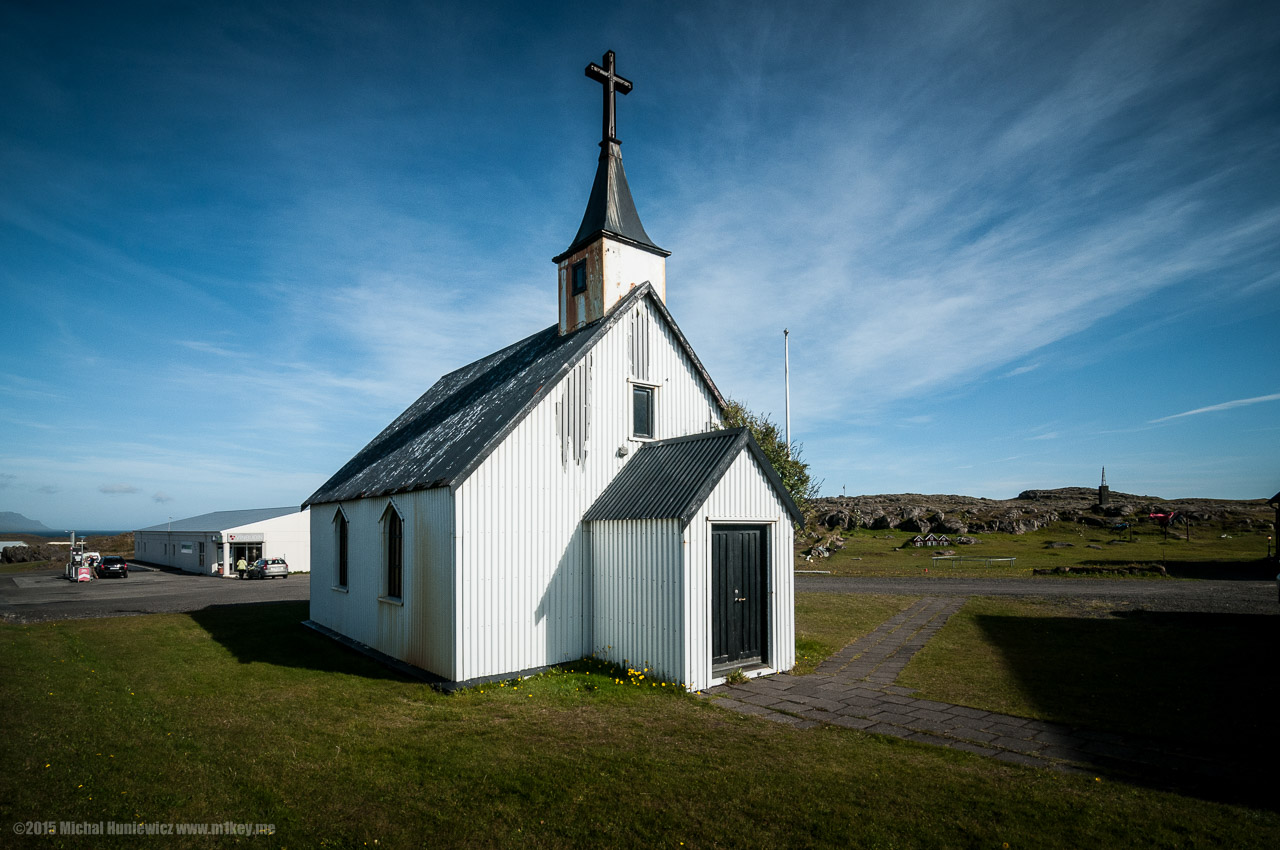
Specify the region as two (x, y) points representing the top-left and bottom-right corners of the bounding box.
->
(784, 328), (791, 459)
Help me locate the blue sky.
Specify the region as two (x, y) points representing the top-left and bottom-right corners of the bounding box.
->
(2, 0), (1278, 530)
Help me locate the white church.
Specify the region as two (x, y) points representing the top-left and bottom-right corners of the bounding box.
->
(303, 52), (801, 691)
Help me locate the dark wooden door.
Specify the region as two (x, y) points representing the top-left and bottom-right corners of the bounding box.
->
(712, 525), (766, 666)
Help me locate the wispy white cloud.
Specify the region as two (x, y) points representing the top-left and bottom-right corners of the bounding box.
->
(178, 340), (241, 358)
(1003, 364), (1040, 378)
(153, 492), (173, 503)
(1150, 393), (1280, 423)
(0, 373), (68, 403)
(99, 483), (139, 495)
(664, 1), (1280, 435)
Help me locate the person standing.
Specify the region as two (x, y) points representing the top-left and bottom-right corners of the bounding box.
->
(236, 555), (247, 578)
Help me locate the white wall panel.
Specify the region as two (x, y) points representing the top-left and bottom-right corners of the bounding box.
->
(240, 511), (312, 573)
(309, 489), (455, 679)
(455, 295), (721, 681)
(590, 519), (684, 684)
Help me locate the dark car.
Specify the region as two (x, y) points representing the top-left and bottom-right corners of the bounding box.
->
(96, 556), (129, 578)
(244, 557), (289, 580)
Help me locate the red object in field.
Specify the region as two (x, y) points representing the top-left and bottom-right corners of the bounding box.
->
(76, 564), (93, 582)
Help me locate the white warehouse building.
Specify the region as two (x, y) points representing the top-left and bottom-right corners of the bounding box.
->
(134, 507), (311, 576)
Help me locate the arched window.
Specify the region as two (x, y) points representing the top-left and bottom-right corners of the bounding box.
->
(334, 508), (349, 589)
(384, 505), (403, 600)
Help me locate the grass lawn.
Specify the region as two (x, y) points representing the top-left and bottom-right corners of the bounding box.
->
(2, 600), (1278, 848)
(793, 593), (916, 675)
(812, 522), (1275, 579)
(0, 559), (59, 575)
(898, 595), (1279, 806)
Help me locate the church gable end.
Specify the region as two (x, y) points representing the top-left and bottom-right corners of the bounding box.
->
(304, 284), (724, 509)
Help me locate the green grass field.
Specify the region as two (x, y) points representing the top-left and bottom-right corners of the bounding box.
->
(2, 598), (1278, 847)
(808, 522), (1275, 579)
(0, 559), (59, 575)
(897, 596), (1279, 804)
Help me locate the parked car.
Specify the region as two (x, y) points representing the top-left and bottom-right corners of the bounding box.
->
(96, 555), (129, 579)
(244, 557), (289, 579)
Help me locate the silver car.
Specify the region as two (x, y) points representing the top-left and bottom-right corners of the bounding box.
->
(245, 557), (289, 579)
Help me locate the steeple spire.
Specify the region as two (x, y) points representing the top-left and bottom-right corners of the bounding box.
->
(554, 50), (668, 264)
(555, 50), (670, 335)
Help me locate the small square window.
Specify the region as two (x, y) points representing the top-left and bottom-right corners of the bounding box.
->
(632, 385), (654, 439)
(571, 260), (587, 296)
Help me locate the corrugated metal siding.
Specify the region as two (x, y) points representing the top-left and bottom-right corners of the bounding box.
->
(684, 451), (796, 690)
(309, 489), (455, 679)
(629, 306), (650, 381)
(455, 296), (722, 681)
(557, 354), (593, 467)
(590, 519), (685, 684)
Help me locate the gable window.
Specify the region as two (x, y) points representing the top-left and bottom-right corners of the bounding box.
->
(571, 259), (587, 296)
(632, 384), (654, 439)
(336, 509), (349, 589)
(384, 506), (403, 600)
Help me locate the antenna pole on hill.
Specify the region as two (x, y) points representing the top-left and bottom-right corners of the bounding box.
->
(784, 328), (791, 458)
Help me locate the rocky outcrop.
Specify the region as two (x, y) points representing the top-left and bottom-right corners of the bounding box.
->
(806, 488), (1273, 536)
(1, 542), (63, 563)
(1033, 564), (1168, 577)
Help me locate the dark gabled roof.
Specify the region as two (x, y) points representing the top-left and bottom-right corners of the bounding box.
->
(304, 283), (725, 507)
(583, 428), (804, 528)
(137, 507), (300, 533)
(553, 140), (669, 263)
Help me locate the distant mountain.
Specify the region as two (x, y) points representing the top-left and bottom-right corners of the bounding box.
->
(0, 511), (52, 532)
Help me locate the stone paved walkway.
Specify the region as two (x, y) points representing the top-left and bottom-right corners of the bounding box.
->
(703, 597), (1226, 780)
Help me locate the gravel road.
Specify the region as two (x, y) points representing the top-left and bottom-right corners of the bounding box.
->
(3, 566), (1274, 624)
(797, 574), (1279, 615)
(0, 564), (309, 624)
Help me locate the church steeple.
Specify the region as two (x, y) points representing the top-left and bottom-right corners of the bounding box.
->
(555, 50), (669, 335)
(560, 139), (665, 259)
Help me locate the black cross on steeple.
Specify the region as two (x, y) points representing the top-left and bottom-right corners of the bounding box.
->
(585, 50), (632, 145)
